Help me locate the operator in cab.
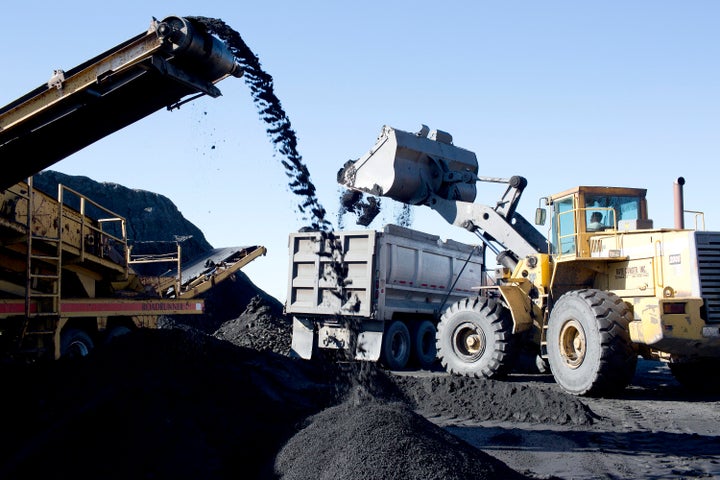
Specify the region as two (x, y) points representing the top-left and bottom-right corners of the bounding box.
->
(587, 212), (605, 231)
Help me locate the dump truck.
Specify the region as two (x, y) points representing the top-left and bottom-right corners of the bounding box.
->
(0, 15), (264, 360)
(287, 224), (485, 369)
(338, 124), (720, 395)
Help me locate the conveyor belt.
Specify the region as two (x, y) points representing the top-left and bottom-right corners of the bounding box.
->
(0, 16), (242, 190)
(158, 245), (267, 299)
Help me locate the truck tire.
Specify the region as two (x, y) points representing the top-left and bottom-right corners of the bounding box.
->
(669, 360), (720, 393)
(381, 320), (411, 370)
(60, 328), (94, 359)
(436, 296), (516, 379)
(546, 289), (637, 396)
(412, 320), (437, 370)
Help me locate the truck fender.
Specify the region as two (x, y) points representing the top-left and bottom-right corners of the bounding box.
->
(497, 284), (537, 334)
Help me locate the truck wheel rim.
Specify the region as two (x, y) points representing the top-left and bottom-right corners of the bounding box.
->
(453, 322), (485, 362)
(391, 332), (407, 358)
(558, 319), (585, 369)
(67, 340), (90, 358)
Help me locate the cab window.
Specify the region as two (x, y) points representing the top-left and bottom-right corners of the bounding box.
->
(584, 194), (641, 230)
(553, 196), (576, 255)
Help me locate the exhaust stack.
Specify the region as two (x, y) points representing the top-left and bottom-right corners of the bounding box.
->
(674, 177), (685, 229)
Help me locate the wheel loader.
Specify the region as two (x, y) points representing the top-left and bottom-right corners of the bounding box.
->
(338, 124), (720, 396)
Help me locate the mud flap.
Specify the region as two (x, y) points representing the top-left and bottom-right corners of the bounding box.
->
(291, 317), (315, 359)
(319, 321), (384, 361)
(355, 321), (384, 361)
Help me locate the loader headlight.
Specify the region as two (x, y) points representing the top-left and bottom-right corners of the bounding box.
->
(663, 286), (675, 298)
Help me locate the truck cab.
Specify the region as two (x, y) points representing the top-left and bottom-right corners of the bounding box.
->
(544, 186), (651, 258)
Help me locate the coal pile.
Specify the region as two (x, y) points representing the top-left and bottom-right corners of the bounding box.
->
(0, 329), (338, 480)
(213, 295), (292, 355)
(157, 270), (282, 334)
(0, 328), (534, 480)
(276, 399), (531, 480)
(33, 170), (213, 272)
(393, 374), (596, 426)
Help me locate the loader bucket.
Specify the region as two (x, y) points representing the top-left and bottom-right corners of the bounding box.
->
(338, 125), (478, 205)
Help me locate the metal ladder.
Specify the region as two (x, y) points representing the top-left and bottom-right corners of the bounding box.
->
(20, 177), (62, 354)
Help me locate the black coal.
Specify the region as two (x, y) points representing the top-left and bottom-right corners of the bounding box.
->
(191, 16), (331, 233)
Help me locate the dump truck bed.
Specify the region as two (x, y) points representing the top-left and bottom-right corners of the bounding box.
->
(286, 224), (485, 319)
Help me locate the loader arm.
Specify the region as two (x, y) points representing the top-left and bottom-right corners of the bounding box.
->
(0, 16), (242, 190)
(426, 193), (546, 262)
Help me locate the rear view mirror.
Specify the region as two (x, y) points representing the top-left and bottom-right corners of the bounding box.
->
(535, 208), (547, 226)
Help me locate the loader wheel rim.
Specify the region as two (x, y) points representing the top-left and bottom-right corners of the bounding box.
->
(452, 321), (486, 362)
(558, 319), (585, 369)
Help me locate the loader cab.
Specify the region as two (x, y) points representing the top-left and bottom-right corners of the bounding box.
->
(540, 186), (649, 258)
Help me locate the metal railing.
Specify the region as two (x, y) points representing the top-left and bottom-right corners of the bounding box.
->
(57, 184), (128, 272)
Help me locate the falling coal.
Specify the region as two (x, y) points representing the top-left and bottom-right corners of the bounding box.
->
(187, 19), (422, 386)
(338, 187), (413, 229)
(191, 16), (331, 233)
(338, 188), (381, 227)
(194, 15), (403, 235)
(190, 16), (359, 337)
(395, 203), (413, 227)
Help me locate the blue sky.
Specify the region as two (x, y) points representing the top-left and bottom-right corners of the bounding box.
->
(1, 1), (717, 301)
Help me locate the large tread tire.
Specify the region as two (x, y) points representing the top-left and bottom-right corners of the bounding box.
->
(411, 320), (438, 370)
(546, 289), (637, 397)
(436, 296), (516, 379)
(60, 328), (94, 359)
(381, 320), (411, 370)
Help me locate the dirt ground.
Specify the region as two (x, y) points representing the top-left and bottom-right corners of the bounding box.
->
(1, 297), (718, 479)
(407, 362), (720, 479)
